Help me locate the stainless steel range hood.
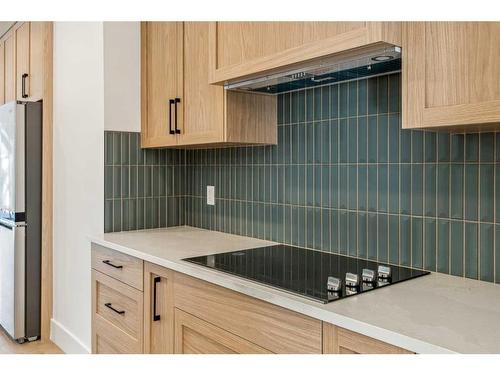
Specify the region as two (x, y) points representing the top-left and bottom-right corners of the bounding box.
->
(225, 45), (401, 95)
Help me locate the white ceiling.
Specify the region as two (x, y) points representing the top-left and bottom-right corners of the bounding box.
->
(0, 22), (15, 39)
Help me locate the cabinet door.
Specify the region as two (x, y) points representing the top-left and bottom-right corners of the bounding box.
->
(174, 308), (271, 354)
(403, 22), (500, 130)
(141, 22), (183, 148)
(4, 33), (16, 102)
(0, 41), (4, 104)
(179, 22), (224, 145)
(143, 262), (174, 353)
(29, 22), (44, 101)
(16, 22), (30, 101)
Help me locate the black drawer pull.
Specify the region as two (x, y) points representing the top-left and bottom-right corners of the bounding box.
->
(153, 276), (161, 321)
(102, 260), (123, 269)
(104, 303), (125, 315)
(174, 97), (181, 134)
(169, 99), (175, 135)
(21, 73), (29, 98)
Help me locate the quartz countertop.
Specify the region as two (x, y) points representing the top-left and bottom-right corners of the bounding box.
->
(90, 226), (500, 354)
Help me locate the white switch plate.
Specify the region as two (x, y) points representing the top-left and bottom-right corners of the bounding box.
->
(207, 185), (215, 205)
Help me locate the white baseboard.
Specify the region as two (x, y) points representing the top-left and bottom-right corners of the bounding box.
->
(50, 319), (91, 354)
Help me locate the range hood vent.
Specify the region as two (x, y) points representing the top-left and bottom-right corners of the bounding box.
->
(225, 45), (401, 95)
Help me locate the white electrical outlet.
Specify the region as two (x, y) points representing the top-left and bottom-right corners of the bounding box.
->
(207, 185), (215, 205)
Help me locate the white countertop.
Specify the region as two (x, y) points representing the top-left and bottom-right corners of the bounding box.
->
(90, 226), (500, 354)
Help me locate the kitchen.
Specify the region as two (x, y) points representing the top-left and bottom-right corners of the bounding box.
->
(0, 1), (500, 373)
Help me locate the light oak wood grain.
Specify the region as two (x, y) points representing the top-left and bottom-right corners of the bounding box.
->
(92, 243), (144, 291)
(0, 41), (4, 104)
(4, 32), (15, 102)
(15, 22), (30, 101)
(143, 262), (175, 354)
(28, 22), (44, 101)
(0, 327), (62, 354)
(174, 308), (271, 354)
(92, 270), (143, 354)
(174, 272), (322, 353)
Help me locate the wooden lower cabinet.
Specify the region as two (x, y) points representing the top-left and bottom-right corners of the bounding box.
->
(174, 309), (271, 354)
(323, 323), (412, 354)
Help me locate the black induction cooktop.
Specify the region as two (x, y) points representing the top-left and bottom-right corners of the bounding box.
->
(184, 244), (430, 304)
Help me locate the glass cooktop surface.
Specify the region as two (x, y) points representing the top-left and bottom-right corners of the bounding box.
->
(184, 244), (430, 304)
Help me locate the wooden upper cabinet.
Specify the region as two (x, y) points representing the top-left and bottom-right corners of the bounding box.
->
(208, 21), (401, 84)
(4, 32), (16, 102)
(141, 21), (276, 149)
(15, 22), (43, 102)
(403, 22), (500, 130)
(141, 22), (183, 148)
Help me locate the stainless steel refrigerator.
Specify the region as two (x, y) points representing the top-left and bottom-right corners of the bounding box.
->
(0, 101), (42, 342)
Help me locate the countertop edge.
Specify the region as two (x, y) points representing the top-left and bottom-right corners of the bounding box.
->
(89, 235), (456, 354)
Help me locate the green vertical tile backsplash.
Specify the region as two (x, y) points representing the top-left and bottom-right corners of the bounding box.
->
(104, 72), (500, 285)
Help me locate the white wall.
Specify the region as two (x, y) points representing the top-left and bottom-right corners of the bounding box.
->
(103, 22), (141, 132)
(52, 22), (105, 354)
(52, 21), (141, 353)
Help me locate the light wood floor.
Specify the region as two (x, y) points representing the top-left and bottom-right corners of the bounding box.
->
(0, 327), (63, 354)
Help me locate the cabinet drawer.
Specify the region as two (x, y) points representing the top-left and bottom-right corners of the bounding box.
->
(92, 270), (143, 353)
(92, 244), (143, 290)
(337, 328), (412, 354)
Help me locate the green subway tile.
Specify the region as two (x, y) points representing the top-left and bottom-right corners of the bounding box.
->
(378, 75), (388, 114)
(339, 119), (348, 162)
(357, 116), (367, 163)
(437, 164), (450, 218)
(480, 224), (494, 282)
(129, 133), (139, 165)
(378, 165), (388, 213)
(367, 77), (378, 115)
(283, 92), (291, 124)
(388, 73), (400, 113)
(277, 94), (284, 124)
(388, 215), (399, 264)
(450, 164), (464, 219)
(450, 221), (464, 277)
(321, 209), (330, 251)
(465, 133), (479, 162)
(330, 119), (339, 163)
(378, 214), (388, 262)
(367, 165), (377, 212)
(136, 198), (145, 230)
(313, 88), (322, 121)
(367, 115), (377, 162)
(358, 213), (367, 258)
(378, 114), (388, 163)
(339, 83), (348, 118)
(297, 123), (306, 163)
(464, 164), (479, 221)
(339, 211), (348, 255)
(144, 166), (152, 197)
(112, 132), (121, 165)
(437, 219), (450, 274)
(113, 199), (121, 232)
(480, 164), (494, 222)
(412, 217), (423, 269)
(104, 200), (113, 233)
(339, 166), (348, 209)
(367, 213), (377, 260)
(412, 164), (423, 216)
(424, 218), (436, 271)
(290, 124), (299, 163)
(496, 165), (500, 222)
(450, 134), (464, 162)
(152, 166), (161, 197)
(321, 120), (330, 163)
(464, 223), (478, 279)
(159, 197), (167, 228)
(348, 212), (357, 257)
(322, 166), (330, 208)
(105, 132), (113, 166)
(348, 118), (357, 163)
(437, 133), (450, 162)
(113, 166), (121, 199)
(348, 166), (357, 210)
(121, 166), (129, 198)
(321, 86), (330, 120)
(271, 205), (283, 242)
(496, 134), (500, 162)
(400, 165), (411, 215)
(400, 129), (412, 163)
(400, 216), (411, 266)
(348, 81), (357, 117)
(105, 166), (113, 199)
(388, 165), (399, 214)
(424, 164), (436, 216)
(313, 208), (321, 249)
(330, 84), (339, 119)
(145, 148), (158, 166)
(480, 133), (494, 162)
(330, 210), (339, 253)
(388, 114), (400, 163)
(122, 199), (131, 230)
(412, 130), (424, 163)
(121, 133), (129, 166)
(496, 225), (500, 283)
(358, 166), (367, 210)
(358, 79), (367, 116)
(330, 165), (338, 208)
(424, 132), (436, 162)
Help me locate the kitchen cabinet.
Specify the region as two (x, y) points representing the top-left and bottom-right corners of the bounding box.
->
(4, 32), (16, 102)
(403, 22), (500, 130)
(174, 308), (271, 354)
(143, 262), (174, 354)
(141, 21), (276, 148)
(208, 22), (401, 85)
(323, 323), (412, 354)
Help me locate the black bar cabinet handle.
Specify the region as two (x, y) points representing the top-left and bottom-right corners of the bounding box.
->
(174, 98), (181, 134)
(21, 73), (29, 98)
(169, 99), (175, 135)
(153, 276), (161, 321)
(102, 259), (123, 269)
(104, 303), (125, 315)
